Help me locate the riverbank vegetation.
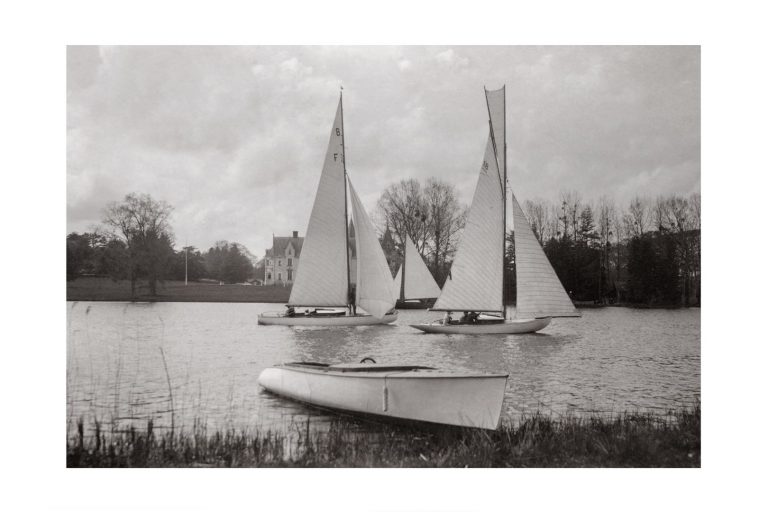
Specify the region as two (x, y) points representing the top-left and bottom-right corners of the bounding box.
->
(66, 276), (291, 303)
(67, 405), (699, 468)
(67, 189), (700, 307)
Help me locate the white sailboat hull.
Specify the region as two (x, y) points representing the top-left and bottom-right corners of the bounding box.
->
(258, 311), (398, 326)
(411, 316), (552, 334)
(258, 363), (508, 429)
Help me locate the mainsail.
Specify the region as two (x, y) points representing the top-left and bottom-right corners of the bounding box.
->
(512, 194), (580, 318)
(348, 181), (397, 318)
(288, 99), (349, 307)
(432, 134), (504, 312)
(394, 237), (441, 300)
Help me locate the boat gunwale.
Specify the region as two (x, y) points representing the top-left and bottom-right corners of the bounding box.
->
(270, 364), (508, 379)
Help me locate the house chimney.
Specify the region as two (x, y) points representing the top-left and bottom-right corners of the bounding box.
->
(293, 231), (298, 238)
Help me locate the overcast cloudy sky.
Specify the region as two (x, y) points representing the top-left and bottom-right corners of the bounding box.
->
(67, 46), (699, 256)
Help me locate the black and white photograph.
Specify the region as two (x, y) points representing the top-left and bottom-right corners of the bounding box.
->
(65, 44), (700, 467)
(4, 1), (768, 511)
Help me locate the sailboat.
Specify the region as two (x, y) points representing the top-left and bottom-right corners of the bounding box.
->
(258, 93), (398, 326)
(392, 237), (442, 309)
(411, 86), (580, 334)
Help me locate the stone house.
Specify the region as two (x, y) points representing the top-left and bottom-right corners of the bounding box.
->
(263, 225), (358, 286)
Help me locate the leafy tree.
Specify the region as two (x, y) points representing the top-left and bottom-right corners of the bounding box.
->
(66, 233), (95, 280)
(203, 241), (254, 283)
(102, 193), (175, 296)
(171, 246), (206, 282)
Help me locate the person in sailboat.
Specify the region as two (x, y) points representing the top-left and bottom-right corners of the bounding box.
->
(286, 306), (296, 317)
(348, 286), (357, 316)
(442, 311), (453, 325)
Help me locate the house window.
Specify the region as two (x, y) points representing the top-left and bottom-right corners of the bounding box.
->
(267, 272), (271, 280)
(287, 270), (293, 281)
(278, 260), (282, 266)
(278, 273), (282, 281)
(288, 258), (293, 267)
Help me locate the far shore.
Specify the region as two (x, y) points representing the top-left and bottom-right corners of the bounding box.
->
(67, 277), (291, 303)
(66, 276), (699, 309)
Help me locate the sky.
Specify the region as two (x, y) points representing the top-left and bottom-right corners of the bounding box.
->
(67, 46), (700, 257)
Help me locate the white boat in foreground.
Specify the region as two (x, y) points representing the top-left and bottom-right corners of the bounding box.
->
(258, 360), (508, 429)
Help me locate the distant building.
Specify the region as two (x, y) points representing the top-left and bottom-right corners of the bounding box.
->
(264, 231), (304, 285)
(263, 224), (358, 286)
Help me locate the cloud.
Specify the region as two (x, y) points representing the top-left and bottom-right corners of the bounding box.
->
(67, 46), (700, 257)
(435, 48), (469, 69)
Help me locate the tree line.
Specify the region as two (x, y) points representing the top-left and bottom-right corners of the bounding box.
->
(67, 193), (256, 295)
(518, 192), (700, 306)
(376, 180), (700, 307)
(68, 188), (701, 306)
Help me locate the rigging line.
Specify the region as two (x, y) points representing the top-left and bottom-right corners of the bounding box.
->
(340, 89), (352, 308)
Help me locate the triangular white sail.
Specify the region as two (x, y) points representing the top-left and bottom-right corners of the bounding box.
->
(485, 86), (506, 182)
(433, 134), (504, 312)
(348, 181), (397, 318)
(398, 237), (441, 300)
(512, 194), (580, 318)
(392, 265), (402, 302)
(289, 99), (349, 307)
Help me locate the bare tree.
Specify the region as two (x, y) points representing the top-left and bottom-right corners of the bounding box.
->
(423, 178), (467, 274)
(377, 178), (466, 282)
(624, 196), (651, 237)
(523, 198), (549, 243)
(103, 193), (175, 296)
(377, 179), (429, 252)
(596, 196), (616, 303)
(559, 190), (582, 241)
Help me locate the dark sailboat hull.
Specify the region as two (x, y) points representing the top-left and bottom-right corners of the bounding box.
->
(395, 298), (436, 310)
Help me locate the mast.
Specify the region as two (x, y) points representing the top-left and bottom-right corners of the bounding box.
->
(340, 89), (351, 307)
(484, 86), (507, 317)
(502, 85), (508, 319)
(399, 238), (406, 301)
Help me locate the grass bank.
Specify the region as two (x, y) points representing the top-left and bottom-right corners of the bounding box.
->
(67, 277), (291, 303)
(67, 405), (700, 468)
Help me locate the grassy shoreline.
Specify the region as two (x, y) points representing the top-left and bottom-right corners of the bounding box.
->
(67, 277), (291, 303)
(67, 405), (700, 468)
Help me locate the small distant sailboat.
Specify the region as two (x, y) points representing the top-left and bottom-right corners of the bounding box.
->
(412, 86), (580, 334)
(392, 237), (441, 309)
(258, 93), (398, 326)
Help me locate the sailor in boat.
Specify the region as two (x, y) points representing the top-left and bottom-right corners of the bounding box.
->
(348, 287), (357, 316)
(286, 306), (296, 318)
(458, 311), (479, 324)
(442, 311), (453, 325)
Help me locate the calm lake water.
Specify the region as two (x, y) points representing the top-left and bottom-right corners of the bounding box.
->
(67, 301), (700, 434)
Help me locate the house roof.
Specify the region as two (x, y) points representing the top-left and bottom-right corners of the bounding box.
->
(265, 233), (357, 259)
(266, 236), (304, 258)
